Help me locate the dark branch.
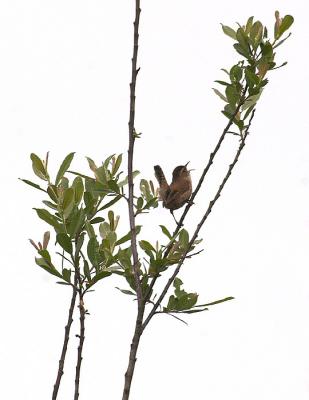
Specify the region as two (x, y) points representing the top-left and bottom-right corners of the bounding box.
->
(142, 110), (256, 330)
(74, 292), (86, 400)
(144, 97), (248, 304)
(122, 2), (145, 400)
(52, 276), (77, 400)
(127, 0), (143, 308)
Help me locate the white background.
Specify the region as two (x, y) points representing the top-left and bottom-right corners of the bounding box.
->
(0, 1), (308, 399)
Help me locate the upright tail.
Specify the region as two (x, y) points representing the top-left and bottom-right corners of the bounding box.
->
(154, 165), (169, 204)
(154, 165), (169, 189)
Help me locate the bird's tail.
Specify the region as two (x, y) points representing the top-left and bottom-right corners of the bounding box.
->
(154, 165), (169, 189)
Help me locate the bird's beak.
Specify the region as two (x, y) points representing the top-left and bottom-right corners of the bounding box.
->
(185, 161), (190, 167)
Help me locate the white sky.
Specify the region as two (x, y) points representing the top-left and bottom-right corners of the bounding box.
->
(0, 1), (308, 399)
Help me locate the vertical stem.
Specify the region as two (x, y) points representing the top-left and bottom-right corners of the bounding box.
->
(52, 278), (77, 400)
(121, 310), (144, 400)
(74, 291), (86, 400)
(122, 1), (144, 399)
(127, 0), (142, 301)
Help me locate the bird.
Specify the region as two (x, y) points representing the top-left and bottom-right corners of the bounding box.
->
(154, 162), (192, 224)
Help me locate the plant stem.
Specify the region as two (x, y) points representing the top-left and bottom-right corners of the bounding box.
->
(74, 291), (86, 400)
(144, 96), (248, 303)
(121, 308), (144, 400)
(52, 276), (77, 400)
(142, 110), (256, 330)
(122, 1), (144, 399)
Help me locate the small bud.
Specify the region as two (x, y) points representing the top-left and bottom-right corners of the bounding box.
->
(43, 231), (50, 249)
(29, 239), (39, 251)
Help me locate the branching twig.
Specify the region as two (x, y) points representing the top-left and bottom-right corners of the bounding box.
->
(52, 275), (78, 400)
(142, 110), (256, 330)
(167, 94), (248, 252)
(144, 97), (248, 303)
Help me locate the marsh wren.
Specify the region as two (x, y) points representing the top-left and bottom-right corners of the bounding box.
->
(154, 162), (192, 224)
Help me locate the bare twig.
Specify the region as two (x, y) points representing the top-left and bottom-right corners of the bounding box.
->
(52, 275), (77, 400)
(167, 94), (248, 251)
(142, 110), (256, 330)
(122, 1), (145, 399)
(144, 98), (248, 304)
(155, 311), (188, 325)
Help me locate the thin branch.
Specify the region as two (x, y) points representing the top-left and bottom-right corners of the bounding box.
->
(167, 94), (248, 250)
(144, 97), (248, 304)
(142, 110), (256, 330)
(155, 311), (188, 325)
(52, 274), (78, 400)
(122, 2), (145, 400)
(74, 292), (86, 400)
(127, 0), (143, 307)
(185, 249), (204, 259)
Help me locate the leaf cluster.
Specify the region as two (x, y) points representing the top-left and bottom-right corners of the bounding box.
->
(215, 11), (293, 133)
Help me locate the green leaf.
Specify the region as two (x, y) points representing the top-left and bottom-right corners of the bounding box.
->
(139, 240), (155, 253)
(99, 222), (110, 239)
(68, 170), (94, 181)
(87, 237), (99, 266)
(108, 210), (115, 230)
(35, 257), (62, 278)
(245, 16), (254, 34)
(97, 195), (122, 211)
(225, 85), (240, 107)
(112, 154), (122, 175)
(233, 43), (250, 58)
(244, 68), (259, 88)
(42, 200), (58, 210)
(34, 208), (62, 230)
(84, 191), (96, 215)
(62, 188), (75, 218)
(221, 24), (237, 40)
(236, 27), (249, 52)
(83, 260), (91, 282)
(88, 270), (111, 288)
(159, 225), (172, 240)
(115, 226), (141, 246)
(103, 154), (115, 169)
(62, 268), (71, 283)
(57, 233), (73, 254)
(118, 171), (140, 187)
(55, 153), (75, 186)
(67, 208), (86, 237)
(108, 180), (120, 193)
(179, 229), (189, 249)
(38, 249), (51, 262)
(137, 197), (144, 209)
(85, 220), (96, 238)
(72, 177), (84, 205)
(214, 80), (229, 86)
(195, 296), (234, 307)
(230, 65), (243, 82)
(47, 185), (58, 203)
(30, 153), (49, 181)
(86, 157), (97, 173)
(90, 217), (105, 224)
(250, 21), (263, 48)
(212, 88), (228, 102)
(19, 179), (46, 192)
(115, 287), (135, 296)
(261, 41), (273, 58)
(277, 15), (294, 39)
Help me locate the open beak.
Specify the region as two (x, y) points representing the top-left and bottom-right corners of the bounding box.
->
(185, 161), (190, 167)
